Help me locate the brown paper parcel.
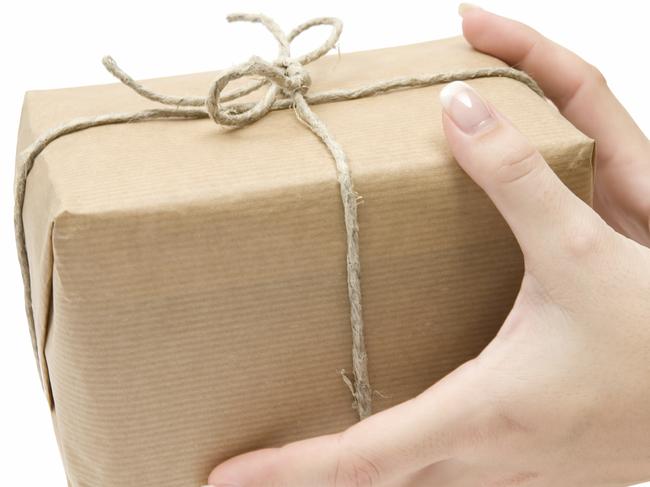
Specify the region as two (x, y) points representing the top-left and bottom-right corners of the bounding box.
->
(15, 36), (593, 486)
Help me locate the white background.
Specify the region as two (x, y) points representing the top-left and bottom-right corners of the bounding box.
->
(1, 0), (648, 485)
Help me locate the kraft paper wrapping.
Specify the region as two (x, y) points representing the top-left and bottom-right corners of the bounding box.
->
(16, 37), (593, 486)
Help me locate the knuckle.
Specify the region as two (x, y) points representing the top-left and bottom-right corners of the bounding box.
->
(561, 216), (603, 258)
(466, 365), (536, 436)
(333, 432), (382, 487)
(494, 147), (542, 185)
(442, 396), (523, 456)
(465, 394), (535, 457)
(585, 63), (608, 88)
(490, 406), (532, 438)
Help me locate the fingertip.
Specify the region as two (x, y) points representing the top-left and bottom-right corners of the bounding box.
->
(459, 3), (490, 42)
(439, 82), (482, 159)
(439, 81), (498, 137)
(460, 8), (542, 69)
(206, 462), (240, 487)
(440, 109), (456, 138)
(206, 448), (278, 487)
(440, 108), (468, 162)
(458, 2), (481, 17)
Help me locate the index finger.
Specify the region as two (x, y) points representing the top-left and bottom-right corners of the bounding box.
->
(460, 5), (647, 164)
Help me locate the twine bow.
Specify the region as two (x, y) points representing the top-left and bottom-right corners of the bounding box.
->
(14, 13), (544, 420)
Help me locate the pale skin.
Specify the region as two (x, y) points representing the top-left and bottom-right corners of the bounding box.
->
(206, 6), (650, 487)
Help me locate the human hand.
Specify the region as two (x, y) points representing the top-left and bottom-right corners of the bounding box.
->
(205, 7), (650, 487)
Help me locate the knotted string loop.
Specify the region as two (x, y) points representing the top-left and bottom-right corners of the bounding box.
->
(204, 14), (337, 127)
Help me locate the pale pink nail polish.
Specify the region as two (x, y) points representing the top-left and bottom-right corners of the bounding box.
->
(440, 81), (495, 134)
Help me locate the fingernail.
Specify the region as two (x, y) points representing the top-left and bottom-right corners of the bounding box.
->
(440, 81), (495, 134)
(458, 2), (480, 16)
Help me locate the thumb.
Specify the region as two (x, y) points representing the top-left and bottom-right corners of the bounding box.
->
(206, 361), (488, 487)
(439, 81), (601, 261)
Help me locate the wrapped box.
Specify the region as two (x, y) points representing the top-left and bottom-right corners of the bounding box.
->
(15, 36), (593, 486)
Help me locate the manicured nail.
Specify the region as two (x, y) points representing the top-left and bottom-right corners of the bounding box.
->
(440, 81), (495, 134)
(458, 3), (480, 16)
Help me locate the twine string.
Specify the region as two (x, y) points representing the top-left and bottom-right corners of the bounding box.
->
(14, 13), (544, 421)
